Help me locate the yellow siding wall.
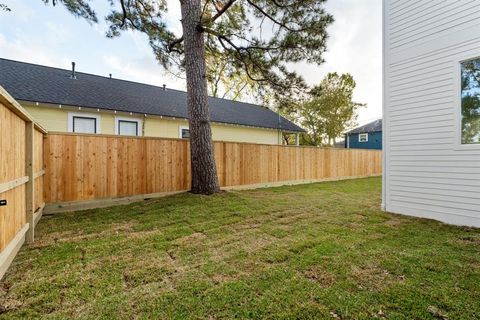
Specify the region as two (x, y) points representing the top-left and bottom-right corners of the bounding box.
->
(24, 105), (68, 132)
(144, 117), (189, 138)
(101, 113), (115, 134)
(144, 117), (279, 144)
(22, 103), (281, 145)
(212, 124), (279, 144)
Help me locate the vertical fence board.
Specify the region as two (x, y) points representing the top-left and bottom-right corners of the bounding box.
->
(33, 129), (44, 212)
(25, 123), (34, 242)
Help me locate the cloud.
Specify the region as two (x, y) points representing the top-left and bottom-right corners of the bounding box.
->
(294, 0), (383, 125)
(44, 21), (73, 43)
(165, 2), (183, 36)
(0, 32), (69, 67)
(0, 0), (34, 21)
(102, 54), (185, 90)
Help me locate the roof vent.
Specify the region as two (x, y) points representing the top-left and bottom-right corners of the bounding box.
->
(70, 62), (76, 79)
(109, 73), (112, 79)
(162, 84), (166, 91)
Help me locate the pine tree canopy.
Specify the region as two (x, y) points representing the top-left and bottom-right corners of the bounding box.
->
(43, 0), (333, 104)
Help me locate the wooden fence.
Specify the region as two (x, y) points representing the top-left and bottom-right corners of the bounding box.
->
(0, 87), (46, 279)
(44, 133), (382, 204)
(1, 86), (381, 278)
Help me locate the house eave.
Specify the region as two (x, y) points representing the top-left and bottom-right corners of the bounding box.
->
(19, 99), (305, 133)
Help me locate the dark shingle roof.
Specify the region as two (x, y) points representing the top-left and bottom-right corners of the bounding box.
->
(0, 58), (303, 132)
(346, 119), (382, 134)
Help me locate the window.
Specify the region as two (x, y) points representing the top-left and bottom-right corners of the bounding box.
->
(73, 117), (96, 133)
(179, 126), (190, 139)
(115, 117), (142, 136)
(68, 112), (100, 134)
(359, 133), (368, 142)
(119, 121), (138, 136)
(460, 58), (480, 144)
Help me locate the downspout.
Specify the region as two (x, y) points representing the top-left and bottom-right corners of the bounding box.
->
(143, 114), (147, 136)
(277, 109), (282, 145)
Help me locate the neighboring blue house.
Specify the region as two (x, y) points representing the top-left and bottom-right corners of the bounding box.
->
(345, 119), (382, 150)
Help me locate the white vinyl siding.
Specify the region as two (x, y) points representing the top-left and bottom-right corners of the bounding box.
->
(384, 0), (480, 227)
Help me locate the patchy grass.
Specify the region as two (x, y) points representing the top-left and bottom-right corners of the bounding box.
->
(1, 177), (479, 319)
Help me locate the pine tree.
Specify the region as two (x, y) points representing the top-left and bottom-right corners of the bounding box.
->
(43, 0), (333, 194)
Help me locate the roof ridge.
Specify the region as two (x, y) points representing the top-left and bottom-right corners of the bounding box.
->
(0, 57), (186, 92)
(0, 57), (272, 110)
(346, 118), (383, 134)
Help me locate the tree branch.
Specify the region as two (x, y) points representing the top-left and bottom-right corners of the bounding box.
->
(206, 0), (237, 23)
(119, 0), (128, 27)
(245, 0), (307, 32)
(167, 36), (184, 53)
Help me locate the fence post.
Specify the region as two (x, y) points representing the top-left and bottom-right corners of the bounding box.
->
(25, 122), (35, 243)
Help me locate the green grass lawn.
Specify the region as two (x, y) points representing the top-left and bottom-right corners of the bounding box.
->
(1, 177), (479, 319)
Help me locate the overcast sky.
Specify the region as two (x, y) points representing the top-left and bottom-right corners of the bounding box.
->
(0, 0), (382, 125)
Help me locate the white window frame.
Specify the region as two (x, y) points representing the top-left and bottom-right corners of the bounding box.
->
(358, 133), (368, 142)
(68, 112), (101, 134)
(114, 116), (143, 136)
(179, 125), (190, 139)
(454, 54), (480, 150)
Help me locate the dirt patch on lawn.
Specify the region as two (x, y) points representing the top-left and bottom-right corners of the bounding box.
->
(349, 263), (403, 290)
(456, 235), (480, 245)
(0, 282), (22, 314)
(276, 211), (315, 225)
(209, 273), (238, 285)
(384, 219), (405, 228)
(31, 221), (138, 248)
(209, 234), (275, 262)
(303, 267), (336, 288)
(172, 232), (208, 246)
(0, 297), (23, 314)
(346, 222), (364, 230)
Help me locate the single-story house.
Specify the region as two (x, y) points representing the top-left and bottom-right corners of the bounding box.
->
(383, 0), (480, 227)
(0, 58), (303, 145)
(344, 119), (382, 150)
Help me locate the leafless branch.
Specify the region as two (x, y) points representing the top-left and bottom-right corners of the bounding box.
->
(207, 0), (237, 23)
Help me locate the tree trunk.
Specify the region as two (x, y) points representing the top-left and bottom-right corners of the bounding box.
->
(180, 0), (220, 194)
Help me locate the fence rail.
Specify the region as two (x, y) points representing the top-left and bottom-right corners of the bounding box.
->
(44, 133), (382, 204)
